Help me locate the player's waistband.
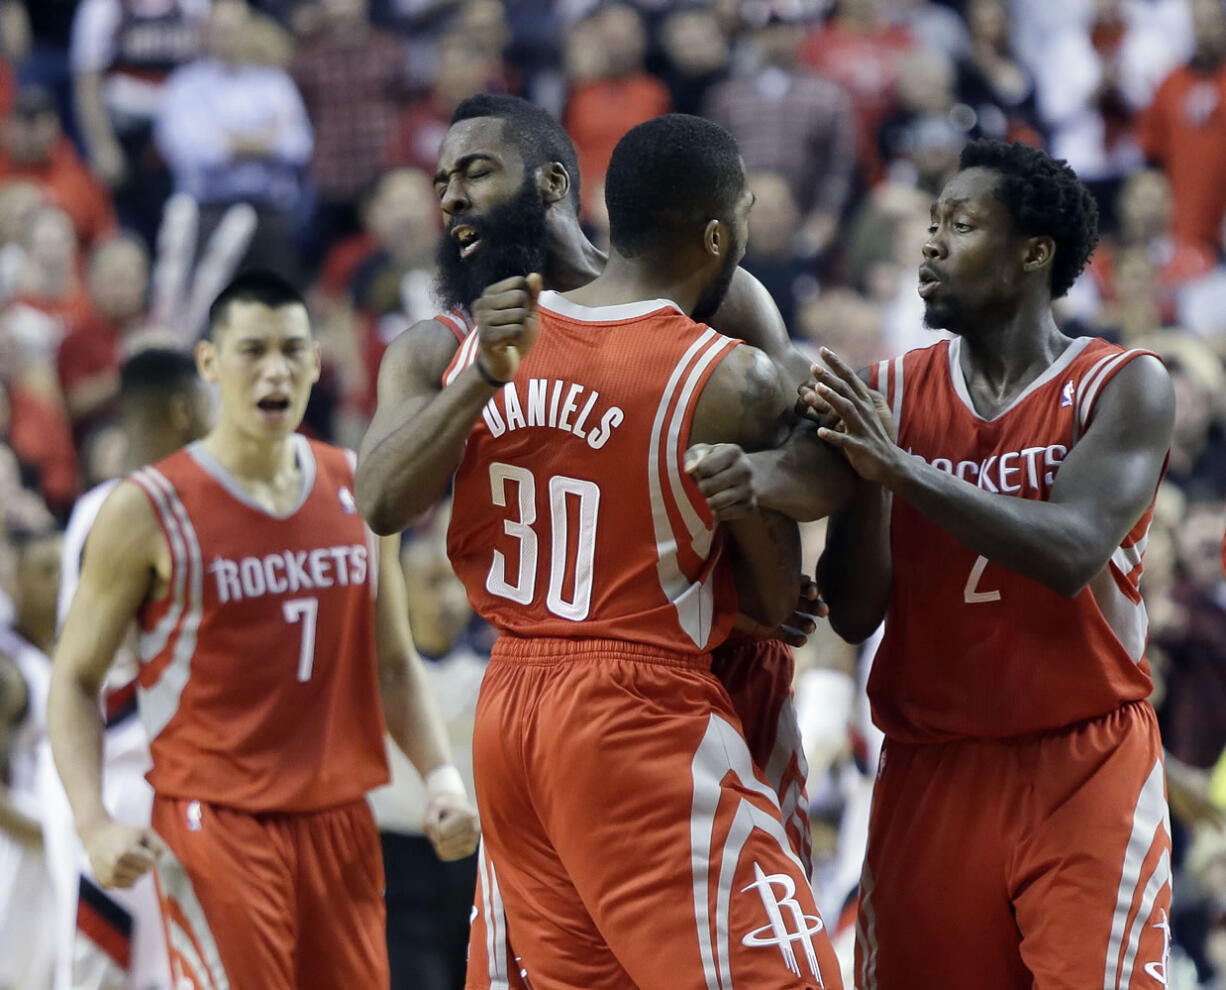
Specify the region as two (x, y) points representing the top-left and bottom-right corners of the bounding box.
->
(491, 635), (712, 671)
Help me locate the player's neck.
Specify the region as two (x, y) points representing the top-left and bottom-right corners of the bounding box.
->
(563, 252), (696, 314)
(542, 210), (605, 291)
(201, 424), (298, 485)
(957, 304), (1069, 392)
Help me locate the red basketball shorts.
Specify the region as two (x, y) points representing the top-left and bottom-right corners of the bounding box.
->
(465, 636), (841, 990)
(856, 700), (1171, 990)
(151, 796), (388, 990)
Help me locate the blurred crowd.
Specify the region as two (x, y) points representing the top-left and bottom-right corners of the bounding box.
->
(0, 0), (1224, 985)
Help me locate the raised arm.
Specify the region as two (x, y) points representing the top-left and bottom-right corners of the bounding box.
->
(689, 345), (801, 628)
(373, 533), (479, 862)
(355, 274), (541, 534)
(811, 349), (1175, 598)
(48, 481), (167, 887)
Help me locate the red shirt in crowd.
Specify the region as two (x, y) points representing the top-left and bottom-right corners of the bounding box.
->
(0, 137), (116, 247)
(1138, 62), (1226, 250)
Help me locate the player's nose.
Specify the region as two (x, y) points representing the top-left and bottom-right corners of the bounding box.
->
(440, 176), (470, 217)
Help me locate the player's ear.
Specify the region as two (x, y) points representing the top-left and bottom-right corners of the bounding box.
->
(309, 340), (323, 385)
(195, 338), (219, 384)
(703, 219), (724, 259)
(537, 162), (571, 207)
(1022, 235), (1055, 276)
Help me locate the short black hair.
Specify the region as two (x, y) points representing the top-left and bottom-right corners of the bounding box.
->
(605, 114), (744, 258)
(451, 94), (582, 210)
(959, 140), (1099, 300)
(206, 269), (307, 337)
(120, 346), (199, 403)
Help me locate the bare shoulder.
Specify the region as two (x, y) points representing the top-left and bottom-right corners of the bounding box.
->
(692, 344), (789, 451)
(378, 317), (465, 394)
(82, 478), (163, 570)
(1088, 353), (1174, 437)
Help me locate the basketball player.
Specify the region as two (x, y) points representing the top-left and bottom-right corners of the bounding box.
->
(48, 271), (481, 989)
(40, 348), (210, 990)
(364, 113), (842, 990)
(782, 141), (1172, 988)
(0, 524), (62, 990)
(358, 95), (845, 988)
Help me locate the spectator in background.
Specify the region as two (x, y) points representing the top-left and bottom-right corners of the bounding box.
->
(370, 514), (485, 990)
(0, 0), (79, 136)
(1037, 0), (1187, 228)
(69, 0), (208, 247)
(956, 0), (1040, 145)
(0, 84), (115, 248)
(740, 170), (818, 333)
(563, 3), (670, 218)
(10, 204), (91, 331)
(800, 0), (914, 183)
(0, 179), (43, 305)
(704, 4), (856, 256)
(292, 0), (409, 263)
(886, 0), (968, 60)
(1086, 169), (1213, 326)
(56, 233), (149, 439)
(657, 4), (730, 116)
(1139, 0), (1226, 251)
(878, 47), (970, 191)
(385, 30), (500, 174)
(156, 0), (313, 285)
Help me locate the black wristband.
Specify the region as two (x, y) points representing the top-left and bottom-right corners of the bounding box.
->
(475, 356), (510, 388)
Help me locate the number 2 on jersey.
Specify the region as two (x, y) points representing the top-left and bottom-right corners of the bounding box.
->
(282, 597), (318, 681)
(487, 462), (600, 621)
(963, 555), (1002, 604)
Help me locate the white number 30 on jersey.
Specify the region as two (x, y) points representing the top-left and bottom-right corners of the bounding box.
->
(486, 462), (600, 621)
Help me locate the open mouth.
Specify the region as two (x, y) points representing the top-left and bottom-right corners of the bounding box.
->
(918, 269), (941, 300)
(452, 225), (482, 259)
(257, 397), (291, 416)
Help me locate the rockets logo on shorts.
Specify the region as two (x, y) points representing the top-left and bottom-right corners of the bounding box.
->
(741, 863), (826, 984)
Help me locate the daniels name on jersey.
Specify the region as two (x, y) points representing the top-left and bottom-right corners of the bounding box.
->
(480, 377), (625, 450)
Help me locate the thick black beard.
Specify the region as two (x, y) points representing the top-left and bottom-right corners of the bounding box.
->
(435, 181), (550, 311)
(692, 252), (739, 324)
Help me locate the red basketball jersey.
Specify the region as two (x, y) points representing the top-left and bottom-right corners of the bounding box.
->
(131, 436), (389, 811)
(445, 291), (741, 654)
(868, 336), (1162, 742)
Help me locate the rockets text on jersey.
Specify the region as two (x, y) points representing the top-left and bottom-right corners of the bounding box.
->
(868, 336), (1163, 742)
(131, 436), (388, 811)
(444, 291), (742, 655)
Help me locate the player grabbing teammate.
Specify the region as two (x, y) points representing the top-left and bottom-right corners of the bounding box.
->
(784, 141), (1172, 988)
(360, 113), (841, 990)
(48, 271), (480, 990)
(41, 348), (210, 990)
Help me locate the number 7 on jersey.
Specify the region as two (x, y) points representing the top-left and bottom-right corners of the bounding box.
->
(283, 597), (319, 681)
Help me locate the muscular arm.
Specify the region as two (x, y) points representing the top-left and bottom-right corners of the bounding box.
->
(817, 352), (1174, 601)
(691, 346), (801, 627)
(711, 268), (856, 520)
(374, 533), (452, 779)
(48, 482), (165, 883)
(815, 367), (893, 643)
(373, 534), (479, 861)
(355, 320), (482, 533)
(357, 276), (541, 534)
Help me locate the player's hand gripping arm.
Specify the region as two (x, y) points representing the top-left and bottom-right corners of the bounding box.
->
(356, 274), (542, 534)
(688, 345), (802, 628)
(373, 535), (480, 862)
(695, 268), (856, 522)
(47, 483), (167, 887)
(808, 347), (1175, 598)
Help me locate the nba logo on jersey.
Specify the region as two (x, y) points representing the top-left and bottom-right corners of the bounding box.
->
(338, 486), (357, 514)
(1060, 380), (1075, 408)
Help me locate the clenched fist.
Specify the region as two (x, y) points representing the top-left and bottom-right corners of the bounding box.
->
(424, 793), (481, 862)
(474, 274), (543, 384)
(81, 819), (165, 889)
